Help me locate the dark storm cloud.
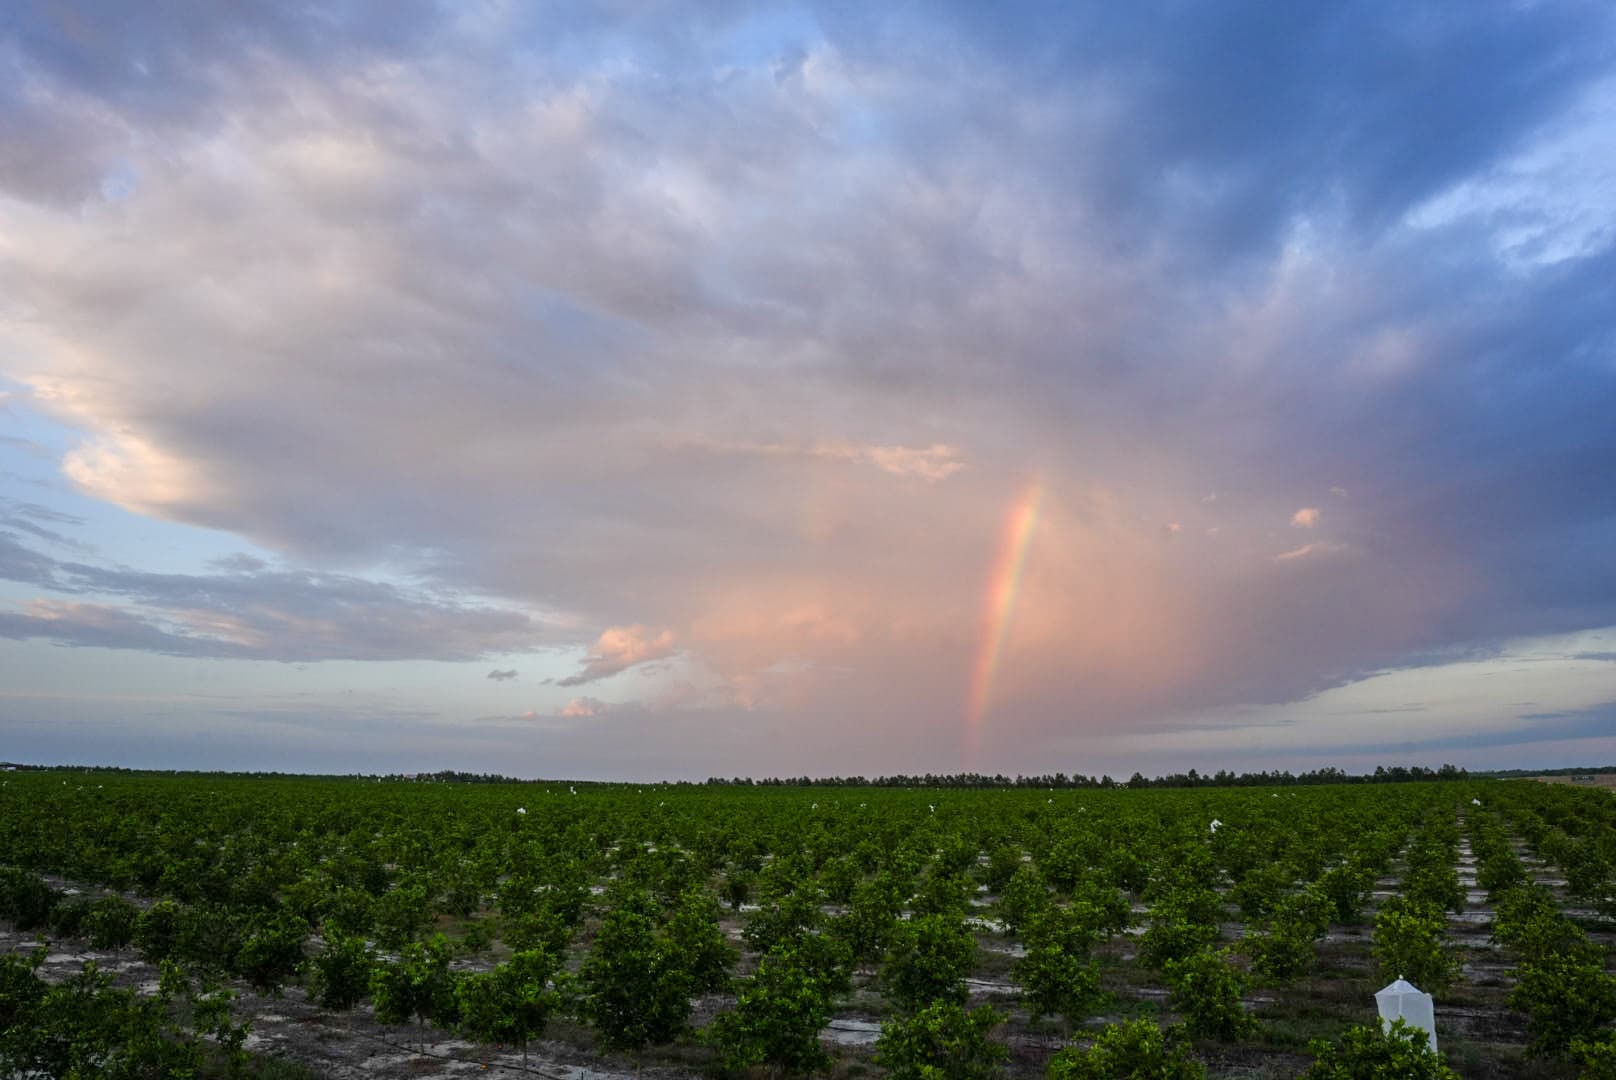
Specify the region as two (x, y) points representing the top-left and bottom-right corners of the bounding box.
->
(819, 3), (1615, 255)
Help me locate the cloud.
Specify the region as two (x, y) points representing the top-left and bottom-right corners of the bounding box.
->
(677, 438), (967, 481)
(57, 432), (214, 522)
(208, 553), (268, 573)
(560, 696), (609, 718)
(1107, 626), (1616, 765)
(0, 532), (62, 587)
(857, 444), (968, 482)
(556, 625), (677, 687)
(6, 502), (82, 527)
(486, 668), (518, 681)
(0, 502), (86, 551)
(0, 436), (52, 459)
(1274, 542), (1349, 563)
(0, 2), (1613, 775)
(0, 534), (548, 661)
(1291, 507), (1321, 528)
(0, 599), (224, 656)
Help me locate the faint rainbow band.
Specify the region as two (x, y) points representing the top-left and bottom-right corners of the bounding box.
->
(965, 478), (1044, 763)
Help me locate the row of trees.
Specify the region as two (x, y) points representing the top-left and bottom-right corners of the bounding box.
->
(1475, 790), (1616, 1073)
(5, 762), (1475, 788)
(0, 951), (254, 1078)
(1370, 812), (1463, 992)
(709, 764), (1470, 788)
(0, 771), (1504, 1076)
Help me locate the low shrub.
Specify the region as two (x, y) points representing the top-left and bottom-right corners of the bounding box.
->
(1371, 899), (1457, 992)
(1046, 1019), (1204, 1080)
(875, 1001), (1007, 1080)
(1303, 1018), (1457, 1079)
(1509, 954), (1616, 1057)
(1164, 947), (1257, 1042)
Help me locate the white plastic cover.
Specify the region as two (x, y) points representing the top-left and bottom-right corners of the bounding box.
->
(1375, 978), (1437, 1051)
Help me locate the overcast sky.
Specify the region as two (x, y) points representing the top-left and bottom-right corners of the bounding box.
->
(3, 1), (1615, 779)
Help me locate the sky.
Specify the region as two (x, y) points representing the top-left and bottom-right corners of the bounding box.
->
(2, 1), (1615, 780)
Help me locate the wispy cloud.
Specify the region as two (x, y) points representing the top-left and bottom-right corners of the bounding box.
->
(1274, 542), (1349, 562)
(0, 534), (548, 661)
(0, 437), (53, 459)
(0, 500), (88, 552)
(677, 438), (967, 481)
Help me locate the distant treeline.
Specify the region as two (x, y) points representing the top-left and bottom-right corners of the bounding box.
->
(704, 764), (1472, 788)
(1, 762), (1489, 788)
(1472, 765), (1616, 778)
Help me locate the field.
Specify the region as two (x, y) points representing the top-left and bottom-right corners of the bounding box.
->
(2, 772), (1614, 1078)
(1530, 774), (1616, 789)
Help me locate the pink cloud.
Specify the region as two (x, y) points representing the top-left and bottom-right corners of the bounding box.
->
(556, 624), (677, 686)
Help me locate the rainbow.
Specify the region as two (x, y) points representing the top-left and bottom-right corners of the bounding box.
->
(965, 478), (1045, 762)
